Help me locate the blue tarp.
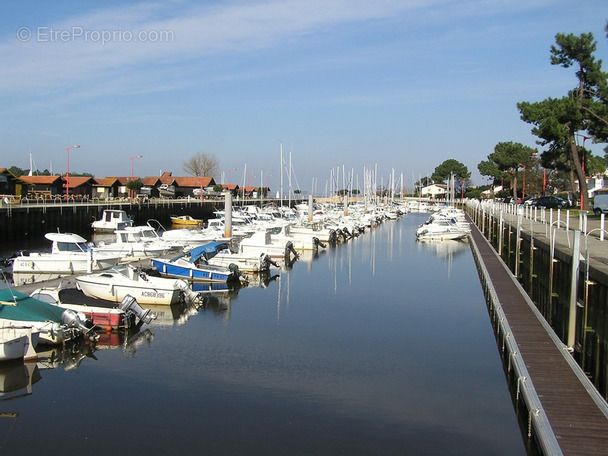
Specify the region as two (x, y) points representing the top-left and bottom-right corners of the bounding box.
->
(189, 242), (229, 263)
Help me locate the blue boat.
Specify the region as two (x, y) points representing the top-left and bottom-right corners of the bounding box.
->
(151, 242), (243, 283)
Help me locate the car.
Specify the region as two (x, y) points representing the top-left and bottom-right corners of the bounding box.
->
(523, 197), (537, 206)
(532, 196), (570, 209)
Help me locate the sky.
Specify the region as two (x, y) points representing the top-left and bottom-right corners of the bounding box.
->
(0, 0), (607, 195)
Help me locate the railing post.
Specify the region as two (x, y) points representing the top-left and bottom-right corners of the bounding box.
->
(567, 229), (581, 350)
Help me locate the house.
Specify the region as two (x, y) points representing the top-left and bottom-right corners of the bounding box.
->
(420, 183), (447, 199)
(66, 176), (94, 199)
(92, 177), (123, 199)
(19, 175), (64, 199)
(0, 168), (29, 199)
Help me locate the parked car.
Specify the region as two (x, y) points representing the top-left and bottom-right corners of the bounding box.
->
(532, 196), (570, 209)
(593, 193), (608, 215)
(523, 197), (537, 206)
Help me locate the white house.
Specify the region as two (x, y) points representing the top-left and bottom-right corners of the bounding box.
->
(420, 183), (447, 199)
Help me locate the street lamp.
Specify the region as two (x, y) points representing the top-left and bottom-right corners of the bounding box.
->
(518, 163), (526, 203)
(130, 154), (143, 199)
(65, 144), (80, 201)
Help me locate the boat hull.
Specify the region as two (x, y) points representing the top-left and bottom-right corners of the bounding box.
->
(12, 253), (121, 274)
(151, 258), (233, 282)
(76, 277), (182, 306)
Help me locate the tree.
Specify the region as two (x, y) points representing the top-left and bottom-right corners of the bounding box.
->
(182, 151), (219, 178)
(478, 142), (537, 200)
(518, 32), (608, 207)
(126, 179), (143, 197)
(431, 159), (471, 197)
(431, 159), (471, 183)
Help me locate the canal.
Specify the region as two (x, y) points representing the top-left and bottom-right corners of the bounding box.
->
(0, 212), (526, 455)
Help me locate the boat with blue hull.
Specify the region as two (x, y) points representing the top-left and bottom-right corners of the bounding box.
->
(150, 242), (245, 283)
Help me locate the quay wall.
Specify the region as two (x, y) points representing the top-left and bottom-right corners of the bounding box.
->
(0, 199), (227, 243)
(466, 204), (608, 401)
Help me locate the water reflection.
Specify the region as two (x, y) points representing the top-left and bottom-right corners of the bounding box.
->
(0, 361), (41, 401)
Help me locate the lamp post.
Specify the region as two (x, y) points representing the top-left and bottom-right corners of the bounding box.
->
(130, 154), (143, 199)
(518, 163), (526, 203)
(65, 144), (80, 201)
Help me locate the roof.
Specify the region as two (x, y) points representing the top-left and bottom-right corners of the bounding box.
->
(67, 176), (93, 187)
(20, 175), (63, 185)
(173, 176), (214, 188)
(92, 177), (121, 187)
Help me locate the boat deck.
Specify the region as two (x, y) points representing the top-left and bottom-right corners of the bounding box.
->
(469, 220), (608, 455)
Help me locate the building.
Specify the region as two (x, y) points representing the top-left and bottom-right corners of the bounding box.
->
(420, 183), (447, 199)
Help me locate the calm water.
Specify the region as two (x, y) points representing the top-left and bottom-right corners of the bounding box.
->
(0, 213), (525, 455)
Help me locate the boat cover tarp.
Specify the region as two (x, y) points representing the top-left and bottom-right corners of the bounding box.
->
(189, 242), (229, 262)
(0, 289), (65, 322)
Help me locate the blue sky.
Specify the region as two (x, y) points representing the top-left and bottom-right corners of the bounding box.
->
(0, 0), (606, 194)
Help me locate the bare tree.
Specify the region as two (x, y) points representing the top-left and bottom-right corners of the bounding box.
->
(182, 151), (219, 178)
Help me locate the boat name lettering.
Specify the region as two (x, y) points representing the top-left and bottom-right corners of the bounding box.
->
(141, 291), (165, 298)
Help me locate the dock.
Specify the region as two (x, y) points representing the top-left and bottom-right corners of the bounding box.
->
(469, 216), (608, 455)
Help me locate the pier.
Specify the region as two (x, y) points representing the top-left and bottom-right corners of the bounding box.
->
(468, 205), (608, 455)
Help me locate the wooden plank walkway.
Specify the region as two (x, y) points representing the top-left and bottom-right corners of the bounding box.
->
(469, 221), (608, 456)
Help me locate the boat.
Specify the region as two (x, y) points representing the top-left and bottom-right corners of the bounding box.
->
(206, 247), (279, 273)
(0, 330), (31, 362)
(75, 264), (200, 305)
(11, 232), (122, 275)
(92, 209), (134, 232)
(170, 215), (205, 227)
(151, 242), (246, 283)
(158, 184), (175, 199)
(0, 326), (39, 361)
(30, 284), (155, 329)
(95, 227), (178, 260)
(237, 229), (300, 260)
(0, 288), (93, 345)
(415, 219), (470, 241)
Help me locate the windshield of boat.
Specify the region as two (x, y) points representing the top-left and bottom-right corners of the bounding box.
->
(56, 241), (89, 252)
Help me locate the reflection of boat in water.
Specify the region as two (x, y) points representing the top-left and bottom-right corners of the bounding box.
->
(0, 361), (41, 400)
(416, 238), (470, 258)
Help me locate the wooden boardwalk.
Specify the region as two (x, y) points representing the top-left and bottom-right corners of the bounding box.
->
(469, 221), (608, 456)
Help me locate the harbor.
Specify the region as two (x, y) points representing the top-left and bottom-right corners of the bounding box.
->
(2, 201), (608, 454)
(0, 207), (529, 455)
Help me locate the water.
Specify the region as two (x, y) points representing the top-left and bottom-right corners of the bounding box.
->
(0, 213), (526, 455)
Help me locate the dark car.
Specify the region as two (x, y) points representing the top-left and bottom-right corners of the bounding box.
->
(532, 196), (570, 209)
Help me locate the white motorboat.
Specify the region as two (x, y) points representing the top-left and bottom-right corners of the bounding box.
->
(95, 226), (179, 260)
(265, 224), (327, 251)
(416, 219), (469, 241)
(92, 209), (133, 232)
(206, 247), (279, 273)
(31, 285), (155, 329)
(237, 229), (300, 259)
(0, 288), (93, 345)
(0, 326), (39, 361)
(11, 232), (122, 274)
(75, 264), (199, 305)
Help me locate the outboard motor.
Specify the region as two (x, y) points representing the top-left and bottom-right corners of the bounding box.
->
(328, 229), (338, 244)
(285, 241), (299, 259)
(262, 254), (280, 269)
(119, 295), (155, 325)
(175, 279), (203, 303)
(229, 263), (249, 284)
(313, 237), (326, 249)
(61, 309), (99, 341)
